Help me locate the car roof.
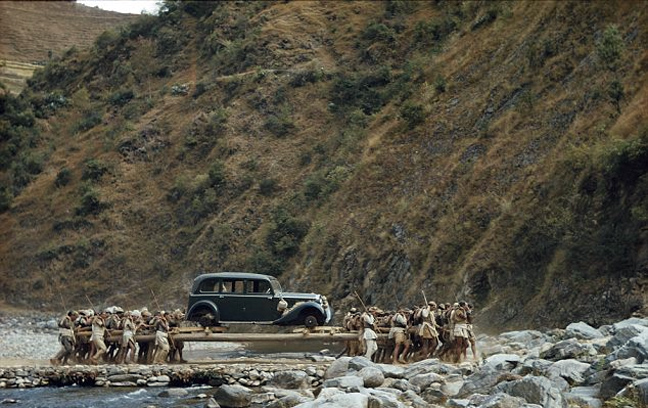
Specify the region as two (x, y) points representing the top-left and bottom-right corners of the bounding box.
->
(193, 272), (276, 281)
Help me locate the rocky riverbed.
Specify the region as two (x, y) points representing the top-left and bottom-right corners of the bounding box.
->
(1, 315), (648, 408)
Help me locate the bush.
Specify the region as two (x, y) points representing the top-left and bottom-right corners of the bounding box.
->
(264, 114), (296, 137)
(75, 111), (102, 132)
(109, 89), (134, 106)
(208, 160), (226, 187)
(596, 24), (624, 72)
(76, 186), (108, 216)
(400, 102), (426, 128)
(55, 167), (72, 187)
(0, 186), (12, 213)
(259, 178), (278, 196)
(82, 159), (109, 182)
(362, 22), (396, 43)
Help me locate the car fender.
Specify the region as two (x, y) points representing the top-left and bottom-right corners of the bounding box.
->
(187, 300), (220, 321)
(273, 301), (327, 325)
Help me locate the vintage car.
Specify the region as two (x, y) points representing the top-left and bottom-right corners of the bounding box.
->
(186, 272), (332, 328)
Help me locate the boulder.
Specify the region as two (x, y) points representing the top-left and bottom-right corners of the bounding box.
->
(376, 364), (405, 379)
(599, 371), (637, 400)
(349, 357), (376, 371)
(214, 384), (253, 408)
(389, 379), (420, 393)
(606, 332), (648, 364)
(565, 322), (604, 340)
(546, 359), (590, 385)
(402, 389), (429, 408)
(359, 367), (384, 388)
(269, 371), (309, 390)
(612, 318), (648, 330)
(513, 358), (553, 376)
(484, 354), (522, 371)
(408, 372), (444, 391)
(472, 392), (530, 408)
(266, 394), (312, 408)
(563, 386), (601, 408)
(294, 392), (368, 408)
(107, 374), (143, 383)
(494, 375), (568, 408)
(205, 397), (221, 408)
(364, 389), (407, 408)
(458, 366), (505, 397)
(441, 374), (465, 397)
(324, 357), (351, 380)
(158, 388), (189, 397)
(403, 359), (458, 379)
(321, 375), (364, 391)
(539, 338), (597, 361)
(635, 378), (648, 405)
(606, 325), (648, 350)
(498, 330), (547, 349)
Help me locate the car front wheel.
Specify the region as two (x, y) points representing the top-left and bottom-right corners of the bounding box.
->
(303, 314), (319, 328)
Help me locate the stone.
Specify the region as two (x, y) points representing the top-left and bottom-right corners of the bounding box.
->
(564, 386), (602, 408)
(447, 399), (470, 408)
(402, 389), (428, 408)
(499, 330), (547, 349)
(408, 372), (444, 390)
(473, 392), (529, 408)
(269, 371), (308, 390)
(458, 366), (504, 397)
(266, 394), (312, 408)
(376, 364), (405, 379)
(599, 372), (636, 400)
(403, 359), (458, 379)
(294, 392), (368, 408)
(107, 374), (143, 382)
(214, 384), (253, 408)
(483, 354), (522, 371)
(606, 331), (648, 364)
(365, 389), (407, 408)
(359, 367), (384, 388)
(110, 381), (137, 387)
(321, 375), (364, 391)
(612, 318), (648, 330)
(159, 388), (189, 397)
(607, 325), (648, 350)
(546, 359), (590, 385)
(635, 378), (648, 405)
(441, 374), (464, 397)
(514, 358), (553, 376)
(147, 375), (171, 383)
(565, 322), (604, 340)
(349, 356), (376, 371)
(389, 379), (419, 393)
(205, 398), (221, 408)
(495, 375), (568, 408)
(324, 357), (351, 380)
(539, 338), (597, 361)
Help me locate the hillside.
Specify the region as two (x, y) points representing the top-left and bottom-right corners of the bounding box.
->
(0, 0), (646, 332)
(0, 1), (139, 93)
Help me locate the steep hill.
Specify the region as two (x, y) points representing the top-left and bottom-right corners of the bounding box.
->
(0, 0), (646, 331)
(0, 1), (139, 93)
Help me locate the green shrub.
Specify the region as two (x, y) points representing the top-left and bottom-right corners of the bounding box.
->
(266, 207), (310, 257)
(208, 160), (226, 187)
(82, 159), (109, 182)
(434, 75), (447, 93)
(259, 178), (278, 196)
(109, 89), (135, 106)
(76, 186), (108, 216)
(265, 114), (296, 137)
(596, 24), (624, 72)
(608, 79), (624, 113)
(0, 186), (12, 213)
(362, 22), (396, 43)
(75, 111), (102, 133)
(414, 17), (457, 45)
(55, 167), (72, 187)
(400, 102), (426, 128)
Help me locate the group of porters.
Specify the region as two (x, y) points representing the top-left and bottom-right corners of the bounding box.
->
(342, 301), (477, 365)
(50, 307), (187, 366)
(50, 301), (476, 366)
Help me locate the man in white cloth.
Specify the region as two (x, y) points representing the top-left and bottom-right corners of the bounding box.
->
(361, 307), (378, 360)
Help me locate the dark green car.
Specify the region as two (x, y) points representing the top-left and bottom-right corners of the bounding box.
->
(186, 272), (332, 327)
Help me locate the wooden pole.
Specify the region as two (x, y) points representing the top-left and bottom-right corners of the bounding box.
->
(79, 331), (368, 343)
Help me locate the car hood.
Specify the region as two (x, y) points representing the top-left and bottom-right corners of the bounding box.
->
(281, 292), (321, 302)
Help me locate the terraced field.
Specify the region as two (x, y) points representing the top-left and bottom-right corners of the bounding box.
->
(0, 1), (139, 93)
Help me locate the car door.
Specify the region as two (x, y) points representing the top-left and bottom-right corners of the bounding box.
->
(216, 278), (247, 321)
(244, 278), (282, 322)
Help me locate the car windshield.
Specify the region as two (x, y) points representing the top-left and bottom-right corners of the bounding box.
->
(269, 277), (282, 294)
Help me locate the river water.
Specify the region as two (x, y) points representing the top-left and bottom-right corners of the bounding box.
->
(0, 339), (345, 408)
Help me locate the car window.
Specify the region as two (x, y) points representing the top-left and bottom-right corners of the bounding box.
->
(222, 279), (245, 293)
(199, 278), (219, 293)
(247, 280), (272, 294)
